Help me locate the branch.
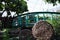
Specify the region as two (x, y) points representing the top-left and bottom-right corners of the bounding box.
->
(0, 10), (5, 17)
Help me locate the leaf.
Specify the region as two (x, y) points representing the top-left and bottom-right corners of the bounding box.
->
(0, 3), (3, 11)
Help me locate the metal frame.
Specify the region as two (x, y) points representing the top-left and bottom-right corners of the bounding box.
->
(12, 12), (60, 28)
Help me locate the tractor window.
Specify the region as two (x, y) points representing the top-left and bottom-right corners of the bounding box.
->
(28, 14), (36, 23)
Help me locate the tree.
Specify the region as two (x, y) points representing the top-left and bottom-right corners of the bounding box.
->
(45, 0), (60, 6)
(0, 0), (28, 28)
(0, 0), (28, 16)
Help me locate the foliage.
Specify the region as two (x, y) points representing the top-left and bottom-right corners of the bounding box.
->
(3, 29), (9, 40)
(46, 16), (60, 40)
(0, 0), (28, 16)
(45, 0), (60, 6)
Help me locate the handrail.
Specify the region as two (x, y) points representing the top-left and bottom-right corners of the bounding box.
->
(18, 12), (60, 16)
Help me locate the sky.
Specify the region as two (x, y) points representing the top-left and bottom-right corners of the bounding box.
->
(26, 0), (53, 12)
(25, 0), (60, 12)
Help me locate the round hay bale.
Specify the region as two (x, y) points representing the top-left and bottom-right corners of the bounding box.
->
(8, 28), (20, 37)
(19, 29), (35, 40)
(32, 20), (54, 40)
